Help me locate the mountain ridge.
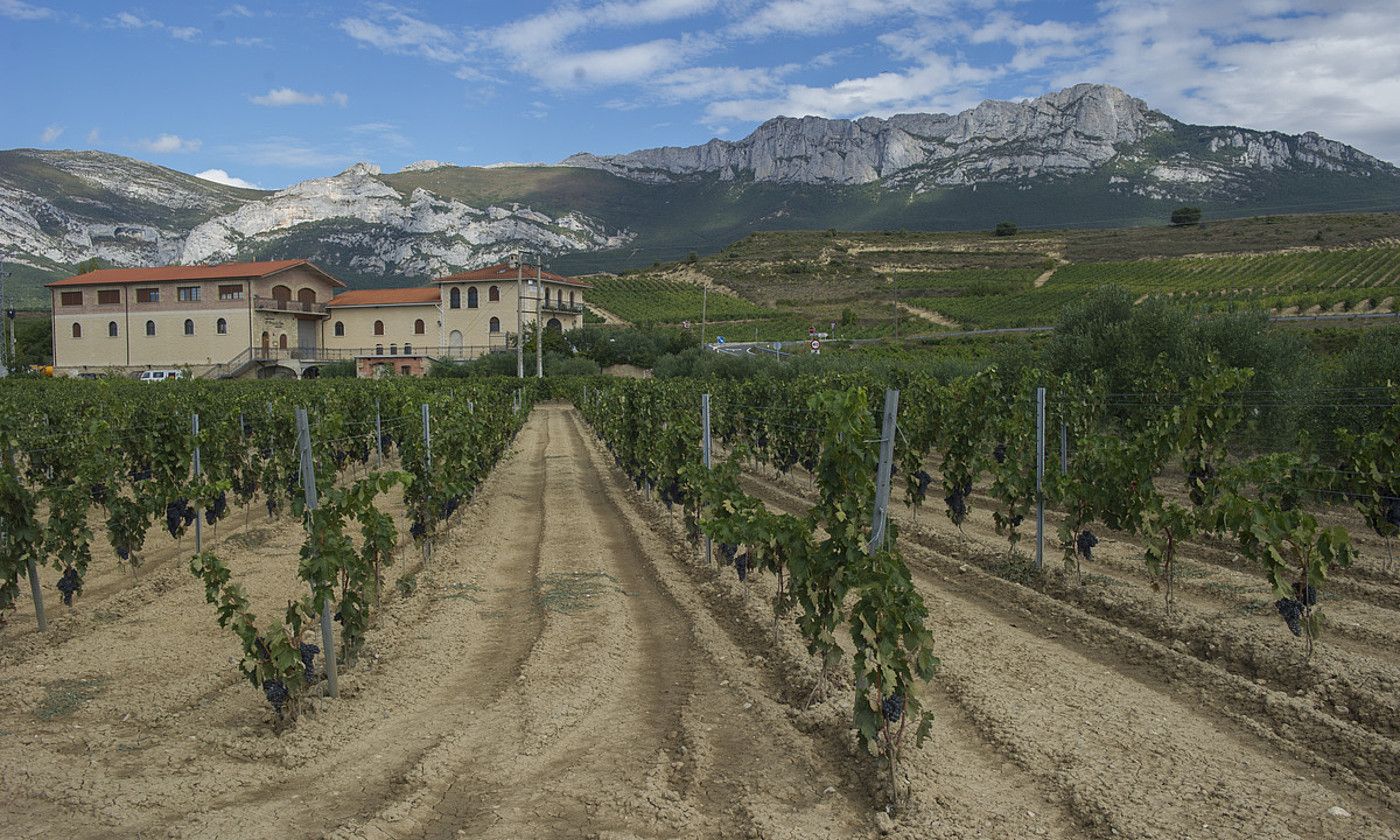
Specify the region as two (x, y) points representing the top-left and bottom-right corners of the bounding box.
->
(3, 83), (1399, 306)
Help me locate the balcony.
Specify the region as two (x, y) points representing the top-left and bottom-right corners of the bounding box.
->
(253, 295), (327, 316)
(541, 299), (584, 314)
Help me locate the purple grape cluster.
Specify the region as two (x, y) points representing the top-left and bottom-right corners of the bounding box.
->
(1275, 597), (1303, 637)
(1076, 529), (1098, 561)
(263, 679), (290, 717)
(57, 566), (82, 606)
(299, 643), (320, 684)
(881, 693), (904, 723)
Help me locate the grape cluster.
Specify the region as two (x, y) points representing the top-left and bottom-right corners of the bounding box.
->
(265, 497), (279, 518)
(1293, 581), (1317, 607)
(263, 679), (290, 717)
(735, 552), (749, 582)
(128, 466), (152, 483)
(881, 693), (904, 723)
(944, 481), (971, 525)
(116, 545), (130, 562)
(204, 491), (229, 526)
(718, 543), (737, 566)
(993, 443), (1007, 465)
(800, 455), (817, 474)
(1275, 597), (1304, 637)
(440, 496), (461, 520)
(379, 432), (394, 454)
(1076, 529), (1098, 561)
(1384, 495), (1400, 529)
(1187, 464), (1215, 507)
(89, 483), (108, 504)
(165, 499), (194, 538)
(913, 469), (933, 502)
(410, 519), (427, 540)
(241, 417), (254, 437)
(660, 481), (686, 511)
(1009, 513), (1024, 528)
(299, 642), (320, 684)
(57, 566), (82, 606)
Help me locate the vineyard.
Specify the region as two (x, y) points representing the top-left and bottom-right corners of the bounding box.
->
(583, 274), (781, 325)
(2, 370), (1399, 838)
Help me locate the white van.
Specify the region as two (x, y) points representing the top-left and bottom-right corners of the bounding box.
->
(138, 369), (185, 382)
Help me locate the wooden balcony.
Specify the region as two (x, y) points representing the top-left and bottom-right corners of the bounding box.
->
(253, 295), (327, 316)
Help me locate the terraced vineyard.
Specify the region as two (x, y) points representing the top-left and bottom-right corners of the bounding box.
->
(584, 274), (780, 325)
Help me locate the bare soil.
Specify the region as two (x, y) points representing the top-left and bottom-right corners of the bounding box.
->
(2, 404), (1397, 839)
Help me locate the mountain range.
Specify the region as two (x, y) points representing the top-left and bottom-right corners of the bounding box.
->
(3, 83), (1398, 306)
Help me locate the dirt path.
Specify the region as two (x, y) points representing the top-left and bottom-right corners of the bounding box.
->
(587, 301), (630, 325)
(737, 469), (1400, 839)
(0, 406), (876, 839)
(895, 301), (960, 329)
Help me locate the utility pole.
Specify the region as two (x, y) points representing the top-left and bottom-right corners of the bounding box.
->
(535, 261), (543, 379)
(514, 253), (525, 379)
(700, 286), (707, 349)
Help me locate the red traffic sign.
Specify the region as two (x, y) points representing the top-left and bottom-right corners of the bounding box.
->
(809, 338), (821, 351)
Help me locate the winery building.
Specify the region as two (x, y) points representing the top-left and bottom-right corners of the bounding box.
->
(47, 258), (588, 378)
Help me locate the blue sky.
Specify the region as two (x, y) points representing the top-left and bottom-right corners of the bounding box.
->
(4, 1), (1399, 189)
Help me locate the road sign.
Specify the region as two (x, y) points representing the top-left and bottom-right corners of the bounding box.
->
(682, 320), (691, 329)
(809, 338), (821, 352)
(773, 342), (782, 351)
(716, 336), (725, 344)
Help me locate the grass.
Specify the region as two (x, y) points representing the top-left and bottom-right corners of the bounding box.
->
(35, 677), (108, 721)
(535, 571), (624, 613)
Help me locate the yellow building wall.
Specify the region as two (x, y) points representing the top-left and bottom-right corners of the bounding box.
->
(325, 304), (440, 353)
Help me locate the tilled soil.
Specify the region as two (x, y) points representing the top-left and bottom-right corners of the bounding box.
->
(2, 403), (1397, 839)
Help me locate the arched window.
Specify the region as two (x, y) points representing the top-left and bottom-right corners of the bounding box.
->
(146, 320), (156, 336)
(546, 317), (562, 332)
(414, 318), (425, 335)
(71, 322), (82, 338)
(489, 285), (500, 302)
(489, 316), (500, 333)
(373, 320), (385, 336)
(216, 318), (228, 335)
(334, 321), (345, 337)
(184, 319), (195, 336)
(449, 287), (461, 309)
(467, 287), (479, 308)
(569, 291), (575, 305)
(544, 287), (551, 305)
(271, 285), (291, 302)
(108, 321), (118, 337)
(278, 334), (288, 350)
(296, 288), (316, 305)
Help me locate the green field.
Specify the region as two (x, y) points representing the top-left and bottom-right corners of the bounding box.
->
(584, 275), (781, 325)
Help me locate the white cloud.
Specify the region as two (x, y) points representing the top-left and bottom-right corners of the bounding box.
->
(339, 6), (462, 62)
(250, 87), (327, 106)
(220, 4), (253, 17)
(85, 128), (100, 145)
(532, 35), (715, 88)
(168, 25), (200, 41)
(137, 134), (202, 153)
(0, 0), (51, 20)
(195, 168), (261, 189)
(108, 10), (200, 40)
(330, 91), (349, 107)
(727, 0), (945, 39)
(40, 124), (63, 144)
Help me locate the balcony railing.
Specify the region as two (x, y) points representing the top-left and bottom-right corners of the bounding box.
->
(541, 299), (584, 313)
(253, 295), (328, 315)
(251, 343), (512, 363)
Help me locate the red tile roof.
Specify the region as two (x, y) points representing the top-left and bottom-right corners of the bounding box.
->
(328, 287), (442, 307)
(46, 259), (346, 288)
(435, 261), (592, 288)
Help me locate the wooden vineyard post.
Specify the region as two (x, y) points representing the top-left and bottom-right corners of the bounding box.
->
(421, 403), (432, 569)
(374, 398), (384, 467)
(1035, 387), (1046, 570)
(295, 407), (338, 699)
(26, 555), (45, 632)
(192, 413), (203, 555)
(868, 388), (899, 554)
(702, 393), (713, 566)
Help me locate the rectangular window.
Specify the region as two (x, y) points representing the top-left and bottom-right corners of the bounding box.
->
(97, 289), (120, 305)
(136, 287), (160, 303)
(60, 291), (83, 306)
(218, 284), (244, 301)
(178, 286), (201, 302)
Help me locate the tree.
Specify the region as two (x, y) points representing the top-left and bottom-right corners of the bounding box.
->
(1171, 206), (1202, 227)
(994, 221), (1018, 237)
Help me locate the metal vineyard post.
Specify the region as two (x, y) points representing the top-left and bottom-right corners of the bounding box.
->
(295, 407), (338, 699)
(1035, 387), (1046, 570)
(868, 389), (899, 554)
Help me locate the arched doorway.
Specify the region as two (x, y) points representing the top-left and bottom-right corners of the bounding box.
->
(297, 288), (317, 305)
(546, 317), (562, 332)
(261, 331), (270, 353)
(278, 333), (288, 350)
(272, 285), (292, 302)
(448, 329), (463, 356)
